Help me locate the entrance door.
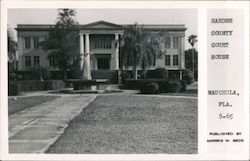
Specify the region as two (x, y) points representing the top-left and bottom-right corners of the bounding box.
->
(97, 57), (110, 70)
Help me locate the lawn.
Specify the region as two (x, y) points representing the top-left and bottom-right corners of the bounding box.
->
(8, 95), (59, 115)
(47, 95), (197, 154)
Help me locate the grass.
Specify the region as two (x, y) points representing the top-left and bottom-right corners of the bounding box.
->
(47, 95), (197, 154)
(160, 89), (198, 97)
(8, 95), (59, 115)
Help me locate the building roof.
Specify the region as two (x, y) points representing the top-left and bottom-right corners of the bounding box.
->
(16, 20), (187, 32)
(16, 24), (55, 31)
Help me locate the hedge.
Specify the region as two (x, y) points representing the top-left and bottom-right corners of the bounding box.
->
(146, 68), (168, 79)
(43, 80), (66, 90)
(8, 82), (19, 96)
(124, 79), (186, 93)
(183, 69), (194, 85)
(140, 82), (159, 94)
(8, 80), (65, 95)
(167, 81), (181, 93)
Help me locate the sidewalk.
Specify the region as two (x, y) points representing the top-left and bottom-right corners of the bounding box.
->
(8, 94), (97, 153)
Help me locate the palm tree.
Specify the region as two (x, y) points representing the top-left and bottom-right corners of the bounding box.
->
(120, 23), (161, 79)
(188, 35), (197, 77)
(121, 23), (142, 79)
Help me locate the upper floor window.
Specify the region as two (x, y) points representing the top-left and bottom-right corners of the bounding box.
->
(33, 56), (40, 67)
(165, 55), (171, 66)
(33, 37), (39, 49)
(24, 37), (31, 49)
(94, 40), (111, 49)
(25, 56), (31, 67)
(92, 36), (112, 49)
(165, 37), (171, 49)
(173, 37), (179, 49)
(173, 55), (179, 65)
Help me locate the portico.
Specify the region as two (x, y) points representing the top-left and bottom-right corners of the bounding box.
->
(79, 21), (124, 80)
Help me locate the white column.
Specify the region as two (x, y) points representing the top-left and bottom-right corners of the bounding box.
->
(84, 33), (92, 80)
(114, 33), (119, 70)
(179, 71), (183, 80)
(79, 33), (84, 70)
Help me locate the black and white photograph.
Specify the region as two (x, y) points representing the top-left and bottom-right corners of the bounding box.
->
(7, 8), (198, 154)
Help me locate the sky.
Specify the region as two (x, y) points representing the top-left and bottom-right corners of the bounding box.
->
(8, 9), (197, 49)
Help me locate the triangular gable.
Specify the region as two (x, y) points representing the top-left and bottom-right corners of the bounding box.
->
(82, 20), (122, 29)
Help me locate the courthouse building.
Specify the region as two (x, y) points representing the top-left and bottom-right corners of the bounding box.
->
(16, 21), (187, 80)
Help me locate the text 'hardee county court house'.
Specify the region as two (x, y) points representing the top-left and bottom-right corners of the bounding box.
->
(16, 21), (187, 80)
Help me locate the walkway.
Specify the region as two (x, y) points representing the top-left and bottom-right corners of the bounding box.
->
(8, 94), (96, 153)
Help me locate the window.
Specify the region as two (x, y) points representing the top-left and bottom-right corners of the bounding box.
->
(24, 37), (31, 49)
(173, 55), (179, 65)
(93, 36), (112, 49)
(33, 37), (39, 49)
(165, 55), (171, 66)
(33, 56), (40, 67)
(166, 37), (171, 48)
(173, 37), (179, 49)
(25, 56), (31, 67)
(49, 56), (56, 67)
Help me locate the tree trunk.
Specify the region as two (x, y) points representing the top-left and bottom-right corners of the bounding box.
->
(142, 66), (147, 79)
(192, 48), (194, 73)
(192, 48), (195, 81)
(133, 55), (138, 80)
(117, 69), (121, 84)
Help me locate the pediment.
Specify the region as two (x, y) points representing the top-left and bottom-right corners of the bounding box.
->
(83, 21), (122, 29)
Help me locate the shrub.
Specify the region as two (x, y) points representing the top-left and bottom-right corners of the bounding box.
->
(9, 73), (17, 80)
(140, 82), (159, 94)
(110, 71), (118, 84)
(17, 80), (44, 91)
(124, 79), (143, 89)
(16, 74), (23, 80)
(183, 69), (194, 85)
(11, 80), (65, 92)
(24, 67), (51, 80)
(68, 64), (81, 79)
(180, 80), (187, 92)
(124, 79), (184, 93)
(8, 82), (19, 96)
(124, 79), (167, 91)
(43, 80), (65, 90)
(27, 68), (41, 80)
(167, 81), (181, 93)
(121, 71), (132, 84)
(157, 80), (169, 93)
(40, 67), (51, 80)
(147, 68), (168, 79)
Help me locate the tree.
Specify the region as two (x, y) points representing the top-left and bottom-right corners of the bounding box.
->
(7, 24), (17, 72)
(185, 48), (198, 80)
(120, 23), (162, 79)
(41, 9), (79, 79)
(187, 35), (197, 78)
